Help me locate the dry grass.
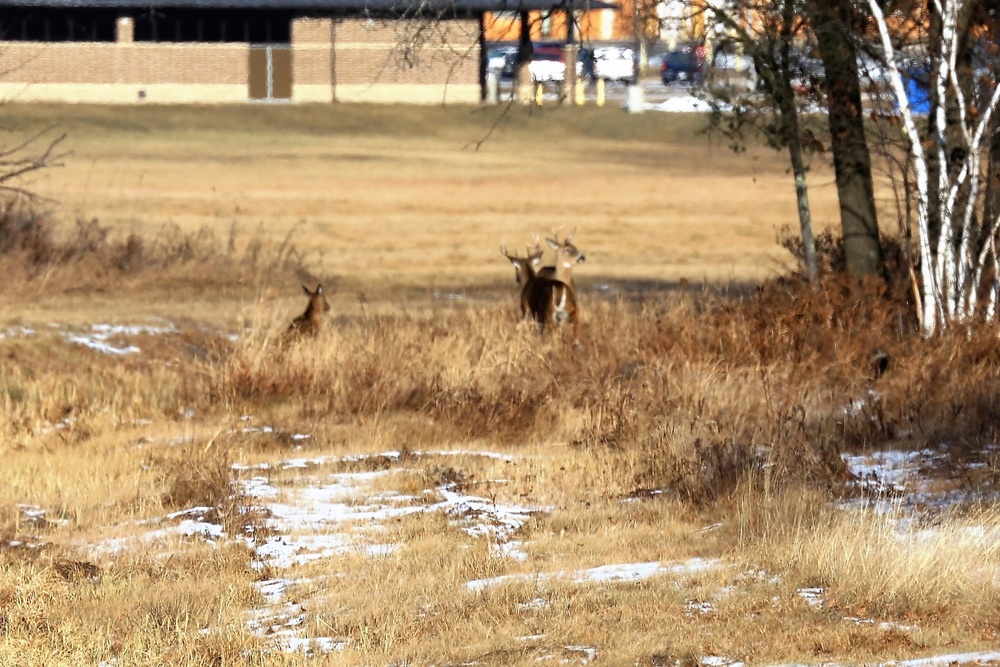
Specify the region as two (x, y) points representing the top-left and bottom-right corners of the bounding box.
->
(1, 103), (999, 665)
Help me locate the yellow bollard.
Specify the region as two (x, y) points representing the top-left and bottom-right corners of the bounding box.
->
(596, 78), (605, 107)
(535, 82), (544, 106)
(574, 78), (585, 106)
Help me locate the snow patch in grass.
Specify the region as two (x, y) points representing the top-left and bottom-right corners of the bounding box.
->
(465, 558), (719, 592)
(63, 323), (178, 355)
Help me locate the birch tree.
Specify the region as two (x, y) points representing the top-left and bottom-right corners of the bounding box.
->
(704, 0), (821, 283)
(867, 0), (1000, 334)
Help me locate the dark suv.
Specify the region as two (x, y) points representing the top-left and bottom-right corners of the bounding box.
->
(661, 47), (704, 84)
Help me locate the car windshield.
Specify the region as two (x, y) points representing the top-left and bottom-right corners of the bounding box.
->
(666, 51), (695, 67)
(594, 48), (632, 61)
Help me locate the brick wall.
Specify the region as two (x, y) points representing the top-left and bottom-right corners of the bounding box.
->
(0, 15), (482, 104)
(0, 42), (248, 85)
(292, 17), (333, 101)
(332, 18), (481, 104)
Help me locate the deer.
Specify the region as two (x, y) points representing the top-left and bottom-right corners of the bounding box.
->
(537, 232), (586, 287)
(503, 242), (544, 288)
(500, 239), (581, 346)
(285, 284), (330, 340)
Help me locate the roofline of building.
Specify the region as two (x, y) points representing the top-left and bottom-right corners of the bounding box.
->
(0, 0), (614, 11)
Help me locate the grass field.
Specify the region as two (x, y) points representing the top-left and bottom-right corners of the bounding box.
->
(1, 102), (998, 667)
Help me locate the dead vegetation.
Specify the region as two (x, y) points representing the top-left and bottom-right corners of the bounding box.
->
(1, 105), (999, 665)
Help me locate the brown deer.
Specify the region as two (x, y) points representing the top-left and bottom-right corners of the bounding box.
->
(502, 242), (544, 287)
(286, 284), (330, 340)
(539, 232), (586, 287)
(500, 242), (580, 345)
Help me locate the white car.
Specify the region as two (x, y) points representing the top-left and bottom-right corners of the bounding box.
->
(592, 46), (636, 82)
(529, 52), (566, 83)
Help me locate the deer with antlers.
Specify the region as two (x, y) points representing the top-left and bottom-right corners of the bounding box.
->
(285, 284), (330, 340)
(529, 232), (586, 287)
(500, 232), (584, 345)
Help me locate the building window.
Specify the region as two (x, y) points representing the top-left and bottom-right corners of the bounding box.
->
(0, 8), (116, 41)
(133, 9), (291, 43)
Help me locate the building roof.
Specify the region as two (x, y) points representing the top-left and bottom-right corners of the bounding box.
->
(0, 0), (611, 10)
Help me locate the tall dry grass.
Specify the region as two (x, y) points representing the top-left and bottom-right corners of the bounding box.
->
(3, 104), (1000, 663)
(738, 481), (1000, 629)
(0, 203), (308, 302)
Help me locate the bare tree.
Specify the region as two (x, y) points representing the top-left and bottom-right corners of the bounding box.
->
(0, 125), (66, 201)
(867, 0), (1000, 334)
(704, 0), (820, 283)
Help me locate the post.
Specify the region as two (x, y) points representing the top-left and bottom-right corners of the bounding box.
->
(116, 16), (134, 43)
(596, 78), (606, 107)
(626, 84), (645, 113)
(486, 71), (499, 104)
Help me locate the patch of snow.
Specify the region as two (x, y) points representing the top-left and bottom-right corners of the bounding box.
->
(63, 323), (178, 356)
(844, 449), (936, 493)
(275, 636), (346, 656)
(495, 539), (529, 562)
(702, 657), (745, 667)
(797, 587), (824, 607)
(466, 558), (719, 592)
(0, 326), (36, 339)
(685, 600), (715, 616)
(649, 96), (714, 113)
(517, 597), (548, 611)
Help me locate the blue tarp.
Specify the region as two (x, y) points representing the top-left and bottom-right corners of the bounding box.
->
(899, 68), (931, 114)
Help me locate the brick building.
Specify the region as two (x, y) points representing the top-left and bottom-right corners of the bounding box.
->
(0, 0), (590, 103)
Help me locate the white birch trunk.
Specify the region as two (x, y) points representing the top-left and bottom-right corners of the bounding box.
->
(867, 0), (1000, 335)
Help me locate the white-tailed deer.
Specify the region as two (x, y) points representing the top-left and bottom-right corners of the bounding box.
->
(501, 243), (544, 287)
(545, 232), (586, 283)
(500, 242), (580, 345)
(286, 284), (330, 339)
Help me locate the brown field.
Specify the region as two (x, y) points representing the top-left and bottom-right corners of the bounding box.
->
(1, 103), (998, 667)
(9, 104), (846, 299)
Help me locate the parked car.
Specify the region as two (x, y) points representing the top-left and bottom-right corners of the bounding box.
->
(487, 45), (518, 78)
(661, 46), (704, 84)
(529, 51), (566, 83)
(499, 43), (591, 84)
(591, 46), (637, 82)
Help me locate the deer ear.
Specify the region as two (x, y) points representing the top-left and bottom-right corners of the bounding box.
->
(546, 238), (559, 249)
(302, 285), (311, 296)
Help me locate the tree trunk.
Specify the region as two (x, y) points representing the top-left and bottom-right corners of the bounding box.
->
(811, 0), (883, 278)
(515, 12), (534, 104)
(775, 66), (818, 284)
(777, 0), (817, 283)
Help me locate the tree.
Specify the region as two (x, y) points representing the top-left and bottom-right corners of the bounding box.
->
(705, 0), (820, 283)
(867, 0), (1000, 334)
(0, 126), (65, 201)
(808, 0), (884, 278)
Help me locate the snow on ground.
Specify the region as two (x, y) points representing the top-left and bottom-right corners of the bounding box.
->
(466, 557), (719, 592)
(648, 95), (714, 113)
(58, 441), (998, 662)
(0, 321), (179, 355)
(841, 444), (998, 515)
